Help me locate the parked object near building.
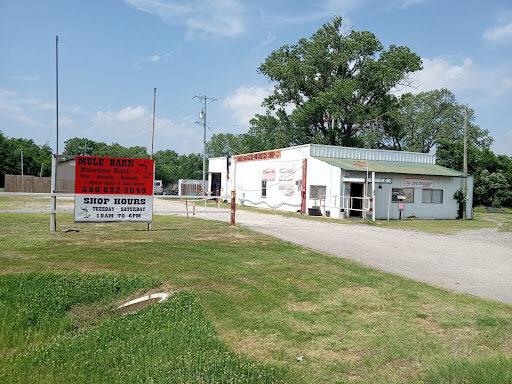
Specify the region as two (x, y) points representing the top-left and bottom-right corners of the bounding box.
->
(208, 144), (473, 220)
(153, 180), (163, 195)
(178, 179), (206, 196)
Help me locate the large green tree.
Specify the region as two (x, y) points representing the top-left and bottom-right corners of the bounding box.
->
(63, 138), (148, 158)
(253, 16), (422, 146)
(366, 89), (492, 152)
(437, 142), (512, 207)
(153, 150), (202, 186)
(0, 132), (52, 187)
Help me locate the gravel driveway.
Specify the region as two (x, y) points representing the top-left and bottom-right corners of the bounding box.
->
(154, 199), (512, 304)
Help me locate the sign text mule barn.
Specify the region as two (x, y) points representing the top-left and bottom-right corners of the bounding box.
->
(74, 155), (154, 222)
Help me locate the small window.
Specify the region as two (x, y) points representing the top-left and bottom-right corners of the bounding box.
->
(309, 185), (326, 200)
(261, 180), (267, 198)
(422, 189), (443, 204)
(392, 188), (414, 203)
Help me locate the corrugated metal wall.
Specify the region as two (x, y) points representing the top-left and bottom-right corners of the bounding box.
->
(309, 144), (436, 164)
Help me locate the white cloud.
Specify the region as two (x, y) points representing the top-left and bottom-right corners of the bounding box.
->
(268, 1), (356, 25)
(124, 0), (244, 38)
(267, 0), (425, 25)
(116, 106), (147, 122)
(0, 89), (47, 126)
(60, 116), (73, 127)
(133, 50), (177, 70)
(90, 105), (200, 153)
(483, 11), (512, 43)
(9, 75), (38, 82)
(395, 56), (512, 98)
(222, 86), (271, 125)
(398, 0), (426, 8)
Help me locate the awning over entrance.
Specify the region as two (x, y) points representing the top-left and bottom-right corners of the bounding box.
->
(314, 156), (464, 177)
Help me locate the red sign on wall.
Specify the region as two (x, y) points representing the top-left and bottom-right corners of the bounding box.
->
(235, 150), (281, 162)
(75, 156), (154, 195)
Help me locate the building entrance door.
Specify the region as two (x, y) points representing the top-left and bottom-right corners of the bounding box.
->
(210, 173), (221, 196)
(350, 183), (363, 217)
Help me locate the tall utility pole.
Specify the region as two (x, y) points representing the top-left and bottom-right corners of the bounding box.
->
(148, 88), (157, 232)
(462, 106), (468, 220)
(151, 88), (156, 159)
(193, 95), (217, 195)
(50, 35), (59, 232)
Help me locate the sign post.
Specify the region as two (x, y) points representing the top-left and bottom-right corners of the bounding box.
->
(74, 156), (154, 223)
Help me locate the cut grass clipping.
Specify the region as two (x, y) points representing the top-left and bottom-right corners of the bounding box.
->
(0, 273), (287, 384)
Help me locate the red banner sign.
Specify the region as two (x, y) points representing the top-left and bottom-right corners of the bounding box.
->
(75, 156), (154, 195)
(235, 150), (281, 162)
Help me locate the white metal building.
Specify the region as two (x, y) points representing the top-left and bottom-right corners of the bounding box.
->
(208, 144), (473, 220)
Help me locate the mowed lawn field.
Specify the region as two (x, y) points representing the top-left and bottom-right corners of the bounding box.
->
(1, 208), (512, 382)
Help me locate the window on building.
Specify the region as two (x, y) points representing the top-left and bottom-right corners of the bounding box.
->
(310, 185), (326, 200)
(261, 180), (267, 198)
(422, 189), (443, 204)
(392, 188), (414, 203)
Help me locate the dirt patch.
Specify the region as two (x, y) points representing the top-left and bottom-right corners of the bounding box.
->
(415, 316), (444, 335)
(104, 239), (152, 244)
(244, 260), (262, 267)
(286, 301), (322, 313)
(221, 331), (283, 361)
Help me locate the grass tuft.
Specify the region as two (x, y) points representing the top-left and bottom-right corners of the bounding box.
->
(424, 356), (512, 384)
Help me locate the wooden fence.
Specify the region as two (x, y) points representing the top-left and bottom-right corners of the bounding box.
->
(4, 175), (73, 193)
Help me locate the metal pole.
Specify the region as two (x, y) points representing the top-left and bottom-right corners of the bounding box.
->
(56, 36), (59, 155)
(151, 88), (156, 159)
(371, 171), (376, 222)
(387, 190), (391, 221)
(463, 107), (468, 220)
(203, 97), (206, 196)
(50, 35), (59, 232)
(148, 88), (156, 231)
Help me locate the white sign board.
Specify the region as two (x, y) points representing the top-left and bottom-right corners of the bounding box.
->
(74, 195), (153, 222)
(74, 156), (154, 222)
(404, 178), (434, 188)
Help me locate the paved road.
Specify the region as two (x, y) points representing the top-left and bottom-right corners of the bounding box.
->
(157, 200), (512, 304)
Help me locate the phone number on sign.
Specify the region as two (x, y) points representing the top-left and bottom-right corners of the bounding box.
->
(80, 186), (148, 194)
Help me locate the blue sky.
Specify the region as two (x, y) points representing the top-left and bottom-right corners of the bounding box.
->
(1, 0), (511, 155)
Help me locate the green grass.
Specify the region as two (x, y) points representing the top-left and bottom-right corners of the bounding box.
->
(0, 273), (156, 351)
(0, 211), (511, 383)
(0, 274), (286, 384)
(473, 208), (512, 233)
(372, 213), (498, 234)
(424, 356), (512, 384)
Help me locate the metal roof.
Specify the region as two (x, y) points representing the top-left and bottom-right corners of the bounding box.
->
(314, 156), (464, 177)
(310, 144), (436, 164)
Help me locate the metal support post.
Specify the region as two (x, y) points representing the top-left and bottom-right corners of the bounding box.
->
(50, 154), (57, 232)
(371, 171), (376, 222)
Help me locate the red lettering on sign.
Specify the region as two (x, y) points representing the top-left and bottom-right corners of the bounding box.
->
(235, 150), (281, 162)
(75, 156), (154, 195)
